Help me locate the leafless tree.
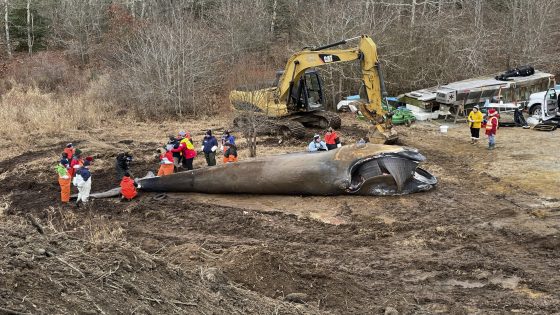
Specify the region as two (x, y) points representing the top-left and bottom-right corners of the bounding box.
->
(4, 0), (11, 58)
(47, 0), (109, 64)
(109, 12), (223, 117)
(26, 0), (31, 55)
(228, 60), (275, 157)
(3, 0), (560, 117)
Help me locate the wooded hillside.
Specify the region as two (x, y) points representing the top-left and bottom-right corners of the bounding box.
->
(2, 0), (559, 117)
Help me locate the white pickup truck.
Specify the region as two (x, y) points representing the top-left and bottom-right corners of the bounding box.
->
(526, 87), (558, 120)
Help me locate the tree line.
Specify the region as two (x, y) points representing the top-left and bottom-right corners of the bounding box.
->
(2, 0), (559, 117)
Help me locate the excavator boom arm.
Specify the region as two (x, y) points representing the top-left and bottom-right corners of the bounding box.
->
(277, 35), (384, 115)
(276, 35), (396, 143)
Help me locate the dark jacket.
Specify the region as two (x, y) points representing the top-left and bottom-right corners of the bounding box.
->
(115, 153), (132, 180)
(224, 145), (238, 158)
(116, 154), (131, 170)
(168, 138), (181, 158)
(77, 167), (91, 182)
(202, 136), (218, 153)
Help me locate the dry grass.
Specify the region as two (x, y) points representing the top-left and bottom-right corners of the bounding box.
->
(0, 83), (117, 143)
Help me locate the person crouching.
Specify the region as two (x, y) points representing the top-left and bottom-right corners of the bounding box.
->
(223, 142), (238, 163)
(120, 171), (138, 201)
(157, 146), (175, 176)
(308, 134), (328, 152)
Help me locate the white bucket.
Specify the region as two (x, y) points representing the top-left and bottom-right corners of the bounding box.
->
(439, 125), (448, 133)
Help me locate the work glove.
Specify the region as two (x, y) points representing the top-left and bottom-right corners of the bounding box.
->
(337, 143), (342, 148)
(211, 146), (217, 152)
(137, 183), (141, 189)
(220, 145), (224, 151)
(200, 146), (204, 152)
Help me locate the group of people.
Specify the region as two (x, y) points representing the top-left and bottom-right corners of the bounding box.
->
(158, 129), (239, 176)
(55, 143), (94, 207)
(55, 130), (240, 206)
(56, 143), (139, 206)
(308, 127), (342, 152)
(467, 105), (499, 150)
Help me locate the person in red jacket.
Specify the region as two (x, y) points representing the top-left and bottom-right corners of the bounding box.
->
(69, 149), (83, 179)
(324, 127), (341, 150)
(64, 143), (75, 159)
(120, 172), (138, 201)
(171, 133), (197, 170)
(485, 108), (499, 150)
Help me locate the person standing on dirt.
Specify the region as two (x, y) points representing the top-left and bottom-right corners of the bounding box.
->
(324, 127), (341, 150)
(120, 171), (138, 201)
(56, 155), (72, 203)
(157, 146), (175, 176)
(468, 105), (484, 144)
(202, 130), (218, 166)
(169, 133), (183, 171)
(69, 149), (83, 179)
(115, 152), (133, 181)
(485, 108), (499, 150)
(64, 143), (75, 160)
(172, 132), (197, 171)
(308, 134), (328, 152)
(74, 160), (92, 207)
(221, 130), (235, 153)
(222, 142), (238, 163)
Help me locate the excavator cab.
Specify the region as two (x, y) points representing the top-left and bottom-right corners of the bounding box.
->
(275, 70), (325, 112)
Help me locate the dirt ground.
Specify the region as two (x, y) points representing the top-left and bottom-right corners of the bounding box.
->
(1, 114), (559, 314)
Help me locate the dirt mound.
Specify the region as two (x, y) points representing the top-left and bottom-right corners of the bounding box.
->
(0, 216), (320, 314)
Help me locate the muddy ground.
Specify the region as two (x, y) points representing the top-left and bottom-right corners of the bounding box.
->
(1, 115), (559, 314)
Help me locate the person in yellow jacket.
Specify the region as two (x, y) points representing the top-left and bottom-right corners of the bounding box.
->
(468, 105), (484, 144)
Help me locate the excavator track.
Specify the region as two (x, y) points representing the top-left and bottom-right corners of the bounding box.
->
(275, 120), (306, 139)
(290, 110), (342, 130)
(233, 114), (306, 139)
(312, 111), (342, 129)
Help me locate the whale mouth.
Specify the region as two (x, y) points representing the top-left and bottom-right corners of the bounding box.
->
(348, 150), (437, 195)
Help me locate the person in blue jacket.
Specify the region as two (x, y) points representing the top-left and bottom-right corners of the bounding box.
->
(308, 134), (328, 152)
(221, 130), (235, 153)
(201, 129), (219, 166)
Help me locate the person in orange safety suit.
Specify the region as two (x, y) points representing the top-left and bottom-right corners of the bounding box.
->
(222, 142), (238, 163)
(120, 171), (138, 201)
(56, 155), (71, 203)
(157, 145), (175, 176)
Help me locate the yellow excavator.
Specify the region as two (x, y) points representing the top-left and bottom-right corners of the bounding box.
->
(229, 35), (397, 143)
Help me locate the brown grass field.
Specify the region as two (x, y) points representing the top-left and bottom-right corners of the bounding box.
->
(1, 90), (560, 314)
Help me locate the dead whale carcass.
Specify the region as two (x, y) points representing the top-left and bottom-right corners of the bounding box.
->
(86, 144), (437, 198)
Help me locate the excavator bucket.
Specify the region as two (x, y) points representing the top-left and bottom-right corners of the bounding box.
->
(368, 125), (398, 145)
(359, 103), (399, 144)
